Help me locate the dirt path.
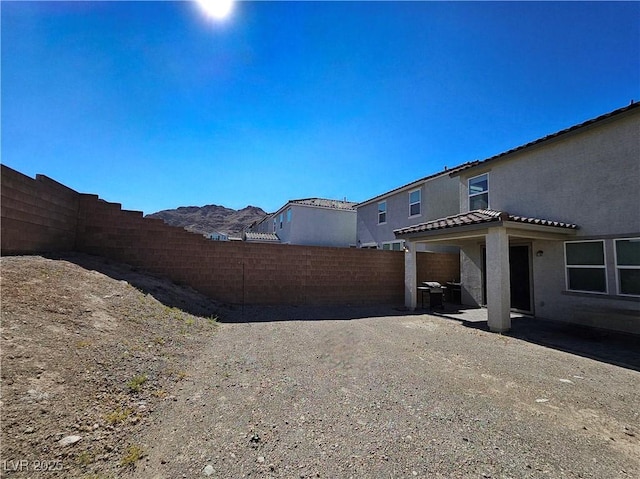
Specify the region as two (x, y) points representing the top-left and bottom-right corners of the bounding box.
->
(132, 308), (640, 479)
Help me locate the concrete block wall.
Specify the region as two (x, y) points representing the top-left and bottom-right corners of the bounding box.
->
(1, 165), (79, 254)
(75, 191), (412, 305)
(416, 251), (460, 285)
(1, 165), (460, 306)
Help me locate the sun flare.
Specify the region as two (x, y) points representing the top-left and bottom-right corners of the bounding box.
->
(196, 0), (234, 20)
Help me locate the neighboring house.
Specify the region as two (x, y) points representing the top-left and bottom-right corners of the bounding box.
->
(205, 232), (242, 241)
(206, 231), (228, 241)
(395, 103), (640, 334)
(356, 163), (476, 251)
(246, 198), (357, 247)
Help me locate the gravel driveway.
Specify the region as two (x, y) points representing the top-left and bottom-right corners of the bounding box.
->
(132, 305), (640, 479)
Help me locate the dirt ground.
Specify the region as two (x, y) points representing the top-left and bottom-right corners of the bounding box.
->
(1, 254), (639, 478)
(1, 254), (220, 478)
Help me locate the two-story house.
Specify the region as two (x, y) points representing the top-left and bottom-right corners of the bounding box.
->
(356, 163), (476, 251)
(246, 198), (357, 247)
(395, 103), (640, 334)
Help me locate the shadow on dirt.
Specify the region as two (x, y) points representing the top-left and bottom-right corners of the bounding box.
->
(47, 252), (225, 319)
(47, 253), (639, 372)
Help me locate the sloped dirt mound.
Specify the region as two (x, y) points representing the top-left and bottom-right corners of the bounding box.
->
(0, 254), (221, 478)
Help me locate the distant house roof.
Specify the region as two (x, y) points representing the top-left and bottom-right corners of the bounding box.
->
(452, 102), (640, 176)
(394, 209), (578, 237)
(243, 232), (280, 243)
(289, 198), (357, 210)
(357, 161), (480, 208)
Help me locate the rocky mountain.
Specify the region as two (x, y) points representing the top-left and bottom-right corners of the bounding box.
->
(146, 204), (268, 236)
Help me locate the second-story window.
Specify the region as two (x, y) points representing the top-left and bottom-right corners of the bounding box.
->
(279, 213), (283, 229)
(286, 208), (292, 222)
(469, 173), (489, 210)
(409, 189), (421, 217)
(378, 201), (387, 224)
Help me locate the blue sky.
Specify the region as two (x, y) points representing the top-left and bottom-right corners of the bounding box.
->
(2, 1), (639, 214)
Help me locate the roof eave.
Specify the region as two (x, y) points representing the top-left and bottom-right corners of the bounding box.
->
(395, 219), (578, 242)
(450, 103), (640, 178)
(356, 162), (479, 208)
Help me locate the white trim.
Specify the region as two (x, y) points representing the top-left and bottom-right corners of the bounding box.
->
(468, 173), (489, 210)
(564, 239), (608, 294)
(377, 200), (387, 225)
(614, 237), (640, 297)
(408, 188), (421, 218)
(382, 240), (405, 251)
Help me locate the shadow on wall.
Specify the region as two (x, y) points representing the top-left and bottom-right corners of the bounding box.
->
(45, 252), (225, 319)
(431, 304), (640, 373)
(44, 252), (409, 323)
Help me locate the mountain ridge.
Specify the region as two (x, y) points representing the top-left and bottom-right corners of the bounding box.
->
(146, 204), (268, 236)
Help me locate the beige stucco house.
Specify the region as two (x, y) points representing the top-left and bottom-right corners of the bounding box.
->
(246, 198), (357, 247)
(395, 103), (640, 334)
(356, 163), (475, 251)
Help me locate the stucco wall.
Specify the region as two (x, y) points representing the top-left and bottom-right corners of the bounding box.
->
(459, 240), (484, 307)
(357, 174), (459, 249)
(454, 109), (640, 334)
(249, 216), (273, 235)
(287, 204), (356, 247)
(458, 111), (640, 236)
(530, 238), (639, 333)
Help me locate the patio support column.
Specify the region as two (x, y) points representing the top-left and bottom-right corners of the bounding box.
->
(486, 227), (511, 332)
(404, 240), (417, 310)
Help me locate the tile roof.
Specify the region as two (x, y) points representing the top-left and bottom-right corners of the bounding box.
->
(452, 102), (640, 176)
(290, 198), (357, 210)
(394, 209), (578, 236)
(243, 232), (281, 242)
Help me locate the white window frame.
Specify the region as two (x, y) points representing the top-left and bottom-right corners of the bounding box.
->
(614, 237), (640, 297)
(279, 213), (284, 229)
(378, 200), (387, 225)
(286, 208), (292, 223)
(409, 188), (421, 218)
(382, 240), (405, 251)
(468, 173), (489, 210)
(564, 240), (608, 294)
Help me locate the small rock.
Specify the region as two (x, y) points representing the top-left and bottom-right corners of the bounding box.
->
(24, 427), (35, 434)
(257, 456), (265, 463)
(203, 464), (214, 476)
(59, 435), (82, 446)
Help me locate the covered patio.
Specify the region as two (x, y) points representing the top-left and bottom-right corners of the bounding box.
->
(395, 209), (578, 333)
